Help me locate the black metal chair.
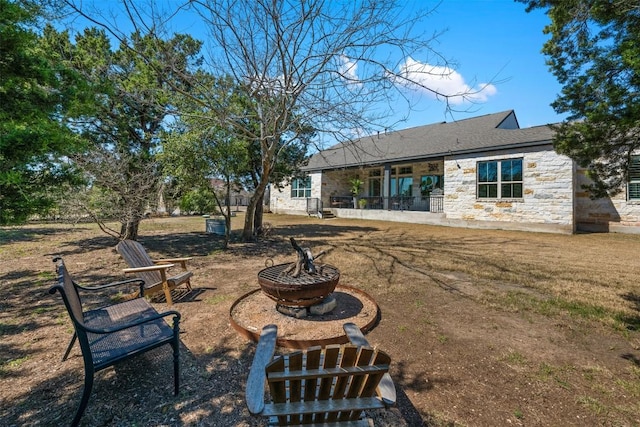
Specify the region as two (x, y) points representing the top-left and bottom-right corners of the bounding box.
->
(49, 257), (181, 426)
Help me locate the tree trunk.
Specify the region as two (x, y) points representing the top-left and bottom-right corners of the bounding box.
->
(242, 179), (268, 241)
(120, 218), (140, 241)
(223, 176), (231, 249)
(242, 195), (258, 241)
(253, 193), (264, 234)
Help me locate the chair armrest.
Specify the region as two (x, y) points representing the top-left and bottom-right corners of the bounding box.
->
(343, 322), (369, 347)
(154, 258), (191, 270)
(153, 257), (192, 263)
(343, 323), (396, 405)
(74, 278), (145, 296)
(246, 324), (278, 415)
(82, 309), (181, 335)
(123, 264), (175, 274)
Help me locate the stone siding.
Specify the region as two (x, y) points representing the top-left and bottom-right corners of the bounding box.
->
(269, 145), (640, 234)
(443, 147), (575, 232)
(269, 172), (323, 215)
(321, 170), (353, 203)
(575, 167), (640, 233)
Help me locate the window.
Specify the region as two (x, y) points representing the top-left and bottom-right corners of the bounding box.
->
(477, 158), (523, 199)
(401, 177), (413, 196)
(390, 166), (413, 197)
(420, 175), (443, 197)
(367, 169), (382, 196)
(630, 155), (640, 200)
(390, 166), (412, 175)
(368, 177), (381, 196)
(290, 177), (311, 198)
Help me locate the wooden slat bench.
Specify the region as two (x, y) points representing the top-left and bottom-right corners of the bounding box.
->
(246, 323), (395, 426)
(50, 257), (181, 427)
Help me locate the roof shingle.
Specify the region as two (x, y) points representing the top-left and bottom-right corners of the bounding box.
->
(304, 110), (555, 171)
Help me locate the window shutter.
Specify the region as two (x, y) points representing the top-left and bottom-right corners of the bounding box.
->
(629, 156), (640, 180)
(629, 155), (640, 200)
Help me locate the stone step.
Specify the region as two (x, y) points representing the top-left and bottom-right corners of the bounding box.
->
(321, 210), (336, 219)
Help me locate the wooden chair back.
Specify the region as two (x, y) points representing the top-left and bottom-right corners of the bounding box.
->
(115, 239), (194, 305)
(263, 344), (391, 425)
(116, 239), (162, 286)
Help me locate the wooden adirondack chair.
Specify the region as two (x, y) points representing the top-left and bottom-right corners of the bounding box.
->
(246, 322), (396, 426)
(116, 239), (193, 305)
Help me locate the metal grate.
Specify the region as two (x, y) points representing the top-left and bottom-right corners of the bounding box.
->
(258, 263), (339, 286)
(258, 263), (341, 307)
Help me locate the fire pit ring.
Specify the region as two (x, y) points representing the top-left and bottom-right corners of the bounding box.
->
(257, 263), (340, 307)
(229, 284), (380, 349)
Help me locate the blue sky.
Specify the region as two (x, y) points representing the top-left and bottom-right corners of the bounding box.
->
(388, 0), (566, 129)
(63, 1), (564, 131)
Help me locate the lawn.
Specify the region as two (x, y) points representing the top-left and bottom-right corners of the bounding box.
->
(1, 214), (639, 426)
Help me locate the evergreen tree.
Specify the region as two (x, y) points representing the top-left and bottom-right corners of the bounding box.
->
(0, 0), (84, 224)
(520, 0), (640, 197)
(42, 26), (202, 239)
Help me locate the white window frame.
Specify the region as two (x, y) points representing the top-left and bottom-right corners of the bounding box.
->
(290, 176), (311, 198)
(477, 158), (523, 199)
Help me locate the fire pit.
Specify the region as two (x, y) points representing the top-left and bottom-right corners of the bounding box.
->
(230, 239), (381, 346)
(258, 263), (340, 307)
(256, 238), (340, 317)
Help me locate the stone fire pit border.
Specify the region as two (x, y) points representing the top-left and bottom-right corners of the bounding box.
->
(229, 284), (381, 349)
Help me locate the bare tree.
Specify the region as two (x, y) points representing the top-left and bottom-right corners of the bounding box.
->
(190, 0), (468, 240)
(62, 0), (476, 240)
(72, 150), (160, 239)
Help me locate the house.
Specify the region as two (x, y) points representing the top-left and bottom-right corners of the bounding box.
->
(209, 178), (253, 207)
(268, 110), (640, 234)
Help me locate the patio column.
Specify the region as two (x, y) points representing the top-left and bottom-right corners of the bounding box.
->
(383, 163), (391, 210)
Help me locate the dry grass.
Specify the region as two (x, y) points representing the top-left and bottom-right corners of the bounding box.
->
(1, 214), (640, 426)
(294, 217), (640, 329)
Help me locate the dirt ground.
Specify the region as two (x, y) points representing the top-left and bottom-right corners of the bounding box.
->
(1, 214), (640, 426)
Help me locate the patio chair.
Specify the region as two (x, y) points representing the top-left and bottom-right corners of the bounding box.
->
(116, 239), (193, 305)
(246, 322), (396, 426)
(49, 257), (181, 427)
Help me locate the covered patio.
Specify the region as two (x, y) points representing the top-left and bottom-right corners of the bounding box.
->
(318, 161), (445, 215)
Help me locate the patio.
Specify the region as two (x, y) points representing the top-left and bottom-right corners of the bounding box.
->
(328, 194), (443, 213)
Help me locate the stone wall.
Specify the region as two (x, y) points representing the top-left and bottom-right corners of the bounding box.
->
(321, 170), (353, 204)
(269, 144), (640, 234)
(269, 172), (323, 215)
(443, 146), (575, 233)
(575, 167), (640, 233)
(270, 169), (364, 214)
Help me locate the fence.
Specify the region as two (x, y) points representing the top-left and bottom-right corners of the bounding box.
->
(328, 195), (444, 213)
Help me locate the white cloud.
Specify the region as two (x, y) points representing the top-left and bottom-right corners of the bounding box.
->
(396, 57), (497, 105)
(339, 55), (361, 86)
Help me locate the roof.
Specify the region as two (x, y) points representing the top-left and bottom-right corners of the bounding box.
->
(304, 110), (556, 171)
